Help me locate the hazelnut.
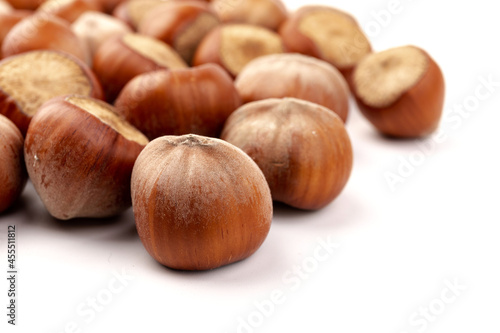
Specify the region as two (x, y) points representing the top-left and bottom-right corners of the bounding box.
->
(115, 63), (242, 139)
(279, 5), (371, 81)
(0, 50), (103, 135)
(0, 114), (27, 213)
(193, 24), (285, 77)
(0, 10), (31, 58)
(6, 0), (44, 10)
(2, 13), (91, 64)
(235, 53), (350, 122)
(131, 134), (273, 270)
(221, 98), (353, 210)
(212, 0), (288, 31)
(138, 1), (219, 64)
(95, 0), (125, 14)
(352, 45), (445, 138)
(0, 0), (13, 13)
(92, 32), (188, 102)
(37, 0), (103, 23)
(24, 95), (149, 220)
(71, 11), (132, 61)
(112, 0), (165, 29)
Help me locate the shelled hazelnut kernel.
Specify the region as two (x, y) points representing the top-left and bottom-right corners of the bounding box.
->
(2, 13), (91, 64)
(25, 95), (149, 220)
(193, 24), (285, 77)
(0, 114), (27, 213)
(212, 0), (288, 31)
(221, 98), (353, 210)
(131, 134), (273, 270)
(115, 63), (241, 139)
(0, 50), (103, 135)
(138, 1), (219, 64)
(235, 53), (350, 122)
(93, 32), (188, 102)
(279, 5), (371, 82)
(352, 45), (445, 138)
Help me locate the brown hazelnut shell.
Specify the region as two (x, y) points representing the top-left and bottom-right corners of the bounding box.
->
(193, 24), (285, 77)
(0, 114), (27, 213)
(115, 63), (241, 139)
(138, 1), (219, 64)
(353, 48), (445, 138)
(37, 0), (103, 23)
(92, 33), (188, 102)
(131, 134), (273, 271)
(221, 98), (353, 210)
(24, 95), (148, 220)
(235, 53), (350, 122)
(2, 13), (90, 63)
(279, 5), (372, 78)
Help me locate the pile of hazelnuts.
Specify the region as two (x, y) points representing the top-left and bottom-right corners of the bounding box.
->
(0, 0), (445, 270)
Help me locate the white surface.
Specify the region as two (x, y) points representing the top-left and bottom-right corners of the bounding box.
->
(2, 1), (500, 332)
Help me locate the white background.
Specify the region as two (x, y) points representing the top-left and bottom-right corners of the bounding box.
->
(2, 0), (500, 332)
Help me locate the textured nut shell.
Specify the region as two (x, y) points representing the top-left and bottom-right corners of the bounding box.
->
(0, 10), (30, 57)
(24, 95), (147, 220)
(92, 33), (187, 102)
(0, 50), (103, 136)
(2, 13), (90, 63)
(221, 98), (353, 210)
(353, 49), (445, 138)
(235, 53), (350, 122)
(38, 0), (103, 23)
(193, 24), (285, 77)
(212, 0), (288, 31)
(6, 0), (44, 10)
(115, 64), (241, 139)
(97, 0), (125, 14)
(131, 134), (273, 271)
(72, 11), (132, 58)
(138, 1), (219, 64)
(279, 6), (371, 76)
(0, 114), (27, 213)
